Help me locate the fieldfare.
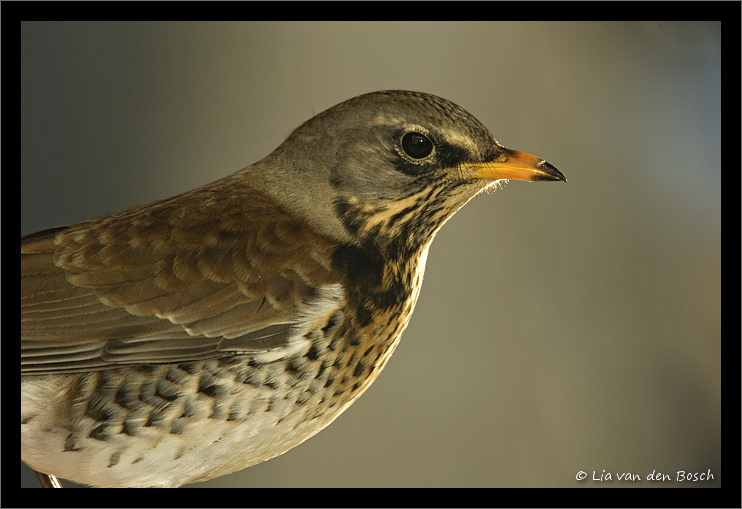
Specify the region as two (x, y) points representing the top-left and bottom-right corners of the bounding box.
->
(21, 90), (565, 487)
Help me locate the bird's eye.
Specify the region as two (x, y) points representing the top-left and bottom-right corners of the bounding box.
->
(401, 132), (434, 159)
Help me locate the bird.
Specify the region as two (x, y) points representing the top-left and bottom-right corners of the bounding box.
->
(21, 90), (565, 488)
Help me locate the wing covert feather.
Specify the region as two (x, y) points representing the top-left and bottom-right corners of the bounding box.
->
(21, 181), (339, 374)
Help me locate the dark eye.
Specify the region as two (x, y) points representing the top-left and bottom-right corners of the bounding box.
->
(401, 132), (434, 159)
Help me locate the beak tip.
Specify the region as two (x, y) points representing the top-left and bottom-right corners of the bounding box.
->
(538, 161), (567, 182)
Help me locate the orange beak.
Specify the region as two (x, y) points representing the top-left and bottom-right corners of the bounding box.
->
(461, 148), (566, 182)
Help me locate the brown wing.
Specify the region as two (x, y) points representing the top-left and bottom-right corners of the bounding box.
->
(21, 177), (337, 374)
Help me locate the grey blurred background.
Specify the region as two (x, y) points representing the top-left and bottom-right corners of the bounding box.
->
(21, 22), (720, 488)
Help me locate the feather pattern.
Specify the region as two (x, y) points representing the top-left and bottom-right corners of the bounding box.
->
(21, 179), (340, 374)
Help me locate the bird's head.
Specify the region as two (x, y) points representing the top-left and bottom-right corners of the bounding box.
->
(247, 90), (565, 253)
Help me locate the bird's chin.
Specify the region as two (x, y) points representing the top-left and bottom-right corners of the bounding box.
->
(474, 178), (509, 196)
